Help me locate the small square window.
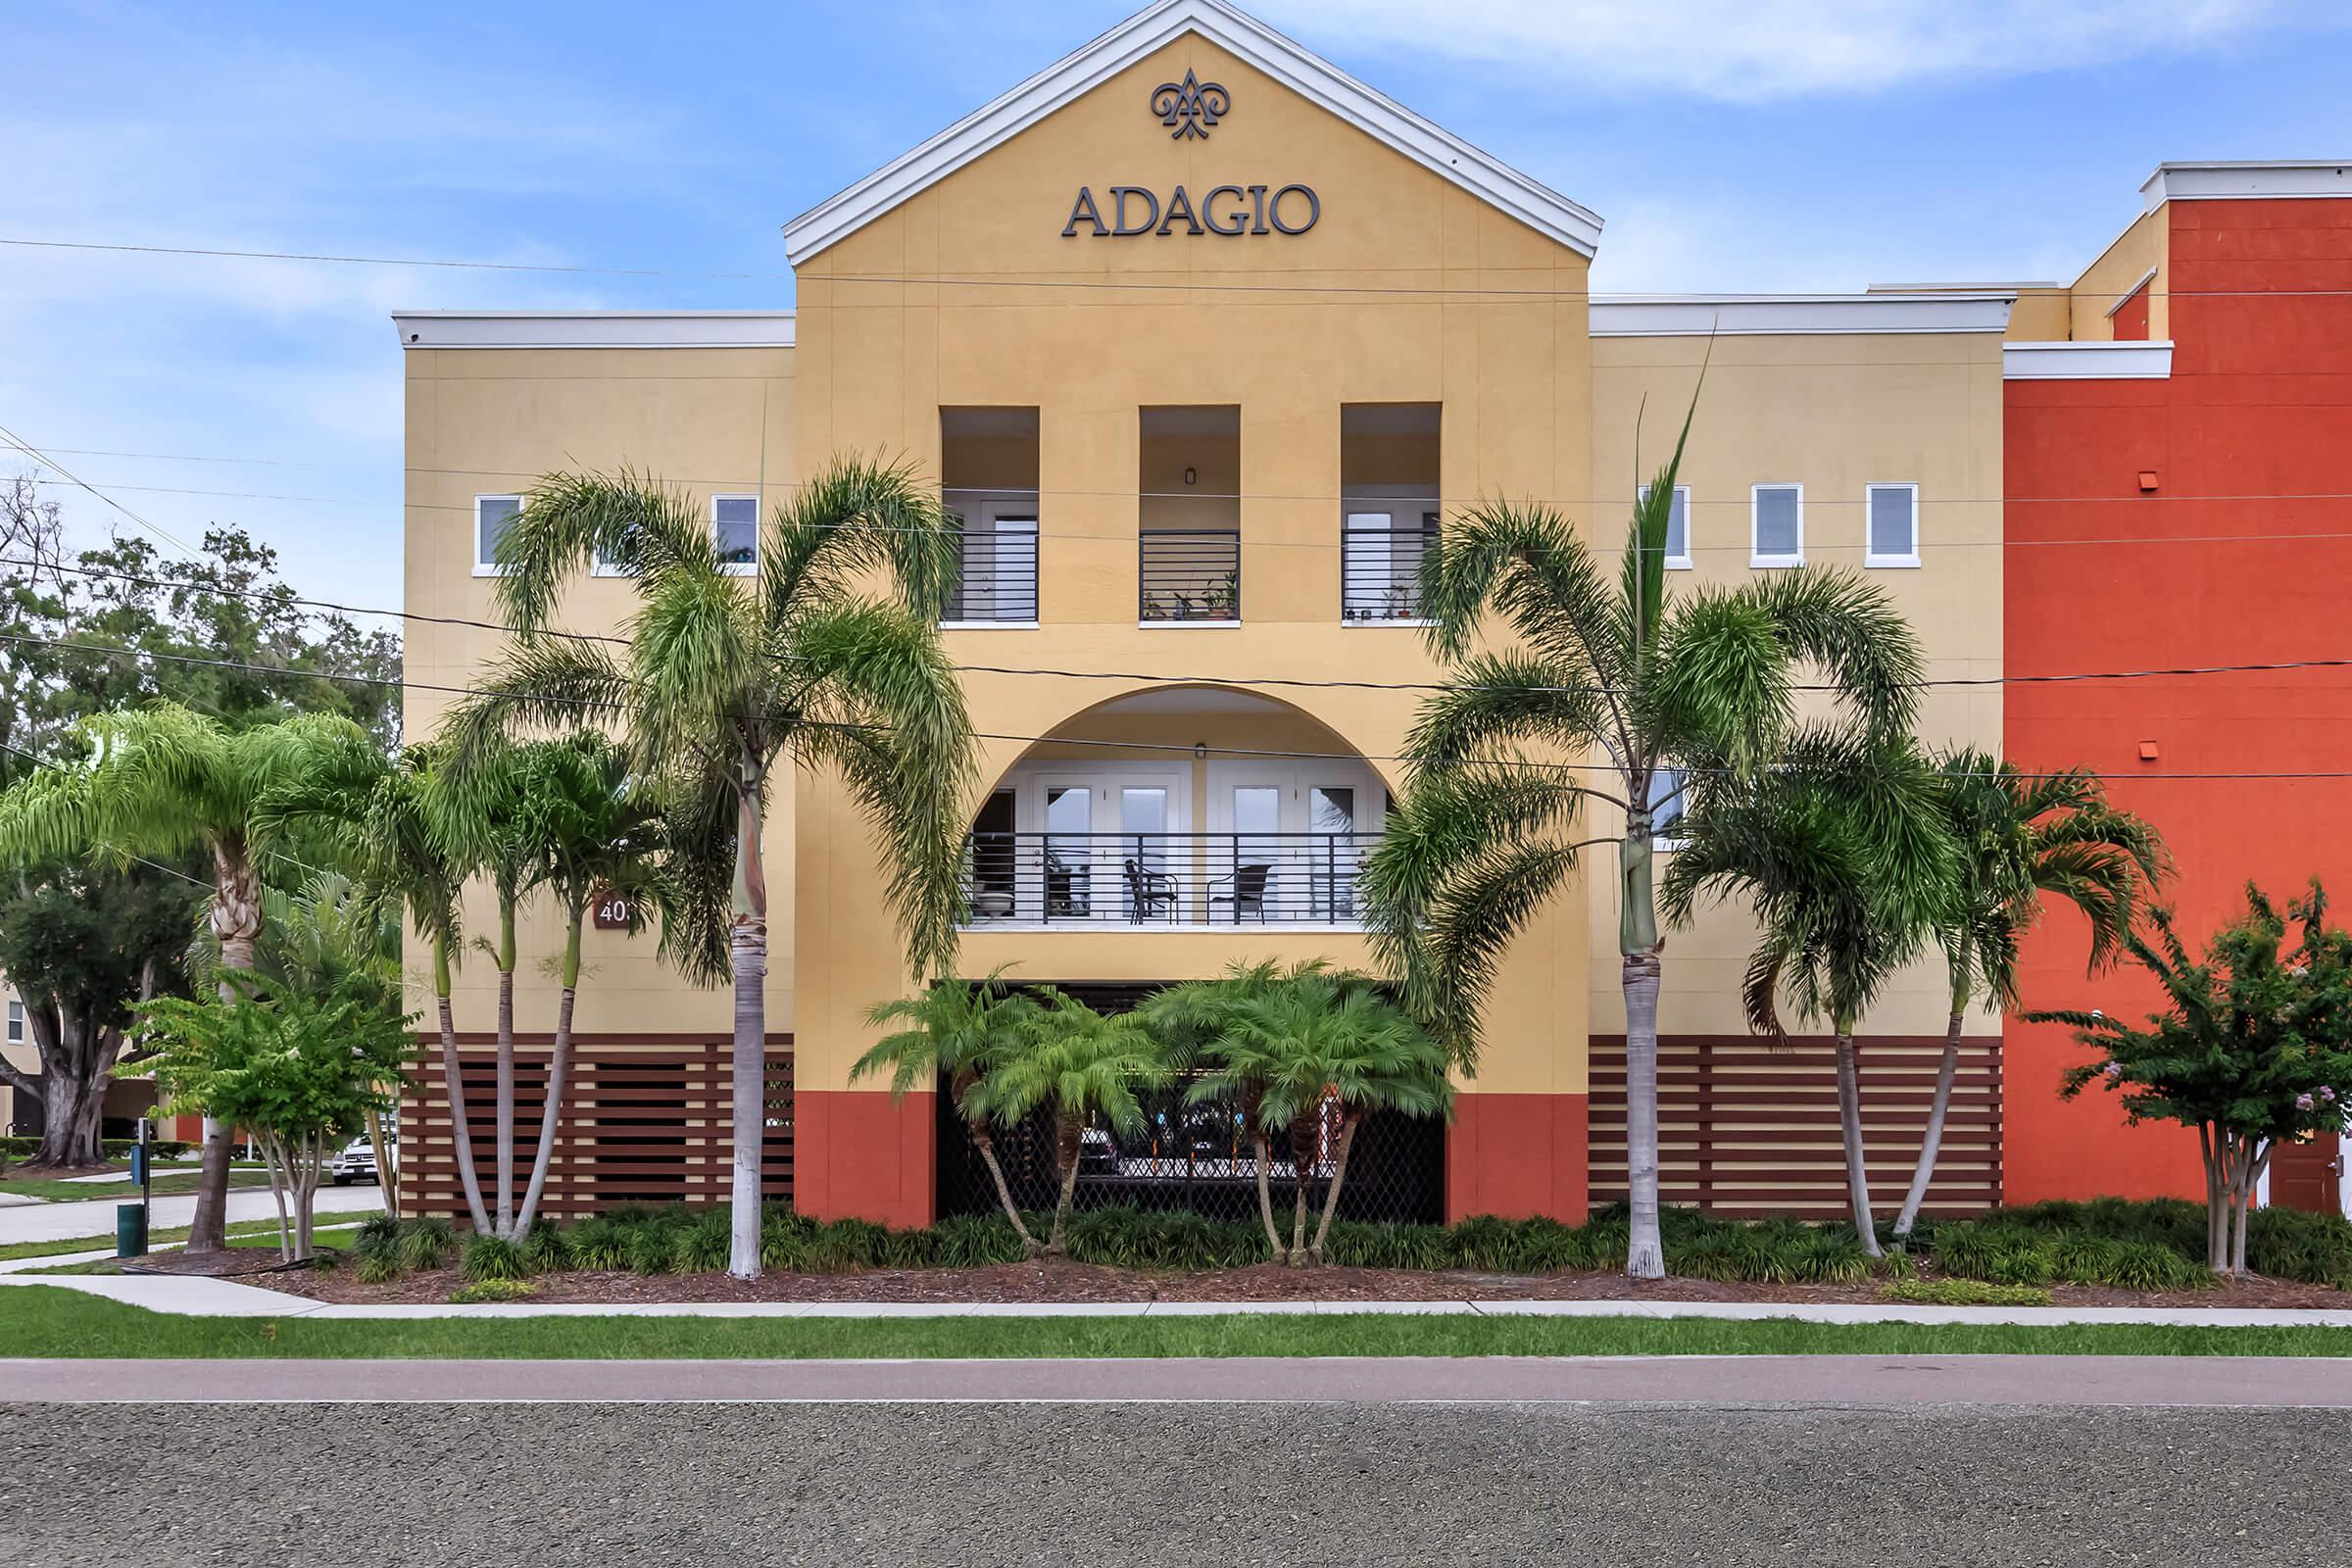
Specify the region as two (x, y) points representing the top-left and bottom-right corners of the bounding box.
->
(1647, 766), (1688, 848)
(1866, 483), (1920, 567)
(1639, 483), (1692, 569)
(474, 496), (520, 573)
(6, 1000), (22, 1044)
(1751, 484), (1802, 566)
(713, 495), (759, 572)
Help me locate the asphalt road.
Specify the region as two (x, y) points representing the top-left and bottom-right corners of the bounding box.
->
(6, 1395), (2347, 1566)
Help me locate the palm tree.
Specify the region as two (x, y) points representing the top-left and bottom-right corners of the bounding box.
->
(971, 988), (1170, 1255)
(854, 967), (1045, 1253)
(1137, 959), (1294, 1259)
(259, 739), (481, 1231)
(1890, 752), (2165, 1240)
(0, 702), (371, 1252)
(1364, 400), (1923, 1277)
(453, 459), (976, 1278)
(1663, 728), (1956, 1255)
(1184, 967), (1452, 1265)
(505, 731), (670, 1237)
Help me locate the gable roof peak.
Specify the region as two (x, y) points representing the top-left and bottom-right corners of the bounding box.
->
(781, 0), (1601, 266)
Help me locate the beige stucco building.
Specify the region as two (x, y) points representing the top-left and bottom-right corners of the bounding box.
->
(396, 0), (2013, 1224)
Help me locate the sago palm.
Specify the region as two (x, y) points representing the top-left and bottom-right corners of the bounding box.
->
(453, 458), (976, 1277)
(854, 967), (1045, 1252)
(0, 702), (371, 1252)
(1185, 967), (1451, 1265)
(1364, 399), (1923, 1277)
(1890, 752), (2165, 1239)
(971, 989), (1170, 1255)
(1662, 727), (1957, 1255)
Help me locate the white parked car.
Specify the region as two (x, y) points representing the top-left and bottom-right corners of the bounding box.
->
(328, 1137), (382, 1186)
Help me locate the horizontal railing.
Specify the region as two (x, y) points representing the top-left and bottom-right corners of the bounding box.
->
(945, 529), (1039, 622)
(963, 831), (1375, 926)
(1140, 529), (1240, 622)
(1342, 526), (1437, 621)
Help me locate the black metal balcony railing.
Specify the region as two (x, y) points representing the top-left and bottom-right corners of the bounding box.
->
(1342, 525), (1438, 621)
(945, 529), (1039, 622)
(963, 831), (1375, 926)
(1139, 529), (1240, 622)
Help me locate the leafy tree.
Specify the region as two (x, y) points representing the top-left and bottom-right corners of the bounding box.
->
(855, 968), (1046, 1253)
(1892, 754), (2165, 1239)
(970, 989), (1170, 1255)
(2030, 882), (2352, 1275)
(0, 703), (372, 1249)
(1664, 729), (1956, 1254)
(137, 976), (413, 1260)
(454, 459), (975, 1277)
(0, 858), (200, 1164)
(1365, 400), (1923, 1277)
(1176, 964), (1451, 1265)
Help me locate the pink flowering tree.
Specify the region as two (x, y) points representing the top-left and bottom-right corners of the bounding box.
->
(2028, 880), (2352, 1274)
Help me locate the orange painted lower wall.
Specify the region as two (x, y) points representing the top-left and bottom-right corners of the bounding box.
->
(2002, 1016), (2204, 1203)
(793, 1089), (937, 1228)
(1446, 1093), (1589, 1222)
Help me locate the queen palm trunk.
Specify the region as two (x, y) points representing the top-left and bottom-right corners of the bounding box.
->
(512, 913), (582, 1239)
(434, 936), (493, 1236)
(1833, 1021), (1882, 1256)
(493, 901), (518, 1237)
(1308, 1109), (1364, 1264)
(1621, 949), (1666, 1278)
(1892, 997), (1967, 1242)
(188, 846), (264, 1255)
(728, 776), (769, 1281)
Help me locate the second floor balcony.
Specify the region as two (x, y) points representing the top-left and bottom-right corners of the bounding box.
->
(1139, 529), (1240, 624)
(964, 829), (1375, 928)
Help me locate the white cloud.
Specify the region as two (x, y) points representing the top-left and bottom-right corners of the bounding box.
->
(1273, 0), (2306, 99)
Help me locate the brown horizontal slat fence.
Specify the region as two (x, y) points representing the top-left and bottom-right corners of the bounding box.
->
(1589, 1033), (2000, 1220)
(398, 1036), (792, 1222)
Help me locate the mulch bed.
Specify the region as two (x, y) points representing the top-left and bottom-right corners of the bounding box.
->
(259, 1259), (2352, 1310)
(126, 1249), (313, 1280)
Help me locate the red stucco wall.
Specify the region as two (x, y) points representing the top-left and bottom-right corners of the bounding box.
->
(2003, 196), (2352, 1202)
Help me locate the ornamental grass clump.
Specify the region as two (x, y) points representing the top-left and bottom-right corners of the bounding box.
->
(461, 1233), (531, 1283)
(395, 1215), (454, 1274)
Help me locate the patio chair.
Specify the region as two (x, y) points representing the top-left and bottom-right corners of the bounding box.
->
(1208, 860), (1271, 923)
(1122, 858), (1178, 921)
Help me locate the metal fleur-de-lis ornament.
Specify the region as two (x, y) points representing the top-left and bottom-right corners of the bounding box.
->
(1151, 69), (1230, 140)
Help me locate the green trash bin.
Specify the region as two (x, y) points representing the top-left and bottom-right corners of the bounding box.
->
(117, 1203), (148, 1258)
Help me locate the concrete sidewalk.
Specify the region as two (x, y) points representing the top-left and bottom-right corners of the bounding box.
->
(0, 1184), (382, 1247)
(6, 1269), (2352, 1328)
(9, 1352), (2352, 1406)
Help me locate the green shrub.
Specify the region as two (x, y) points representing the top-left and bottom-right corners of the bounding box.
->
(1986, 1244), (2055, 1287)
(1322, 1220), (1451, 1271)
(2105, 1239), (2214, 1292)
(395, 1216), (454, 1274)
(448, 1277), (538, 1303)
(461, 1234), (530, 1283)
(2249, 1205), (2352, 1287)
(354, 1248), (405, 1286)
(626, 1218), (681, 1276)
(925, 1212), (1026, 1268)
(354, 1212), (402, 1250)
(671, 1208), (733, 1274)
(804, 1218), (890, 1272)
(1882, 1279), (2053, 1306)
(520, 1220), (565, 1275)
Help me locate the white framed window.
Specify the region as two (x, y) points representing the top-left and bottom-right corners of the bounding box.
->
(1750, 483), (1803, 567)
(6, 1000), (21, 1044)
(1865, 482), (1920, 567)
(472, 495), (520, 575)
(1647, 766), (1688, 851)
(713, 495), (760, 574)
(1638, 483), (1692, 570)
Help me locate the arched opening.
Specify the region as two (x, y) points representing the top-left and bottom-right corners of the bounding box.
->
(963, 686), (1391, 929)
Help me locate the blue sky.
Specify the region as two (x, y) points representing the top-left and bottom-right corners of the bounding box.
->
(3, 0), (2347, 611)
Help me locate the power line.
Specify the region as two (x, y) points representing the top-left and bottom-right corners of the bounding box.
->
(29, 478), (366, 507)
(0, 236), (793, 283)
(0, 424), (205, 558)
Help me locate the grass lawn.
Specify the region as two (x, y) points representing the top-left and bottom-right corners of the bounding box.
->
(0, 1211), (361, 1263)
(3, 1285), (2350, 1360)
(0, 1170), (274, 1201)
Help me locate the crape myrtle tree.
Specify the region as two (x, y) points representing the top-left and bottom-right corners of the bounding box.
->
(1663, 729), (1956, 1254)
(1364, 398), (1923, 1277)
(0, 704), (372, 1250)
(2030, 881), (2352, 1275)
(1894, 754), (2164, 1240)
(455, 459), (975, 1278)
(139, 976), (412, 1261)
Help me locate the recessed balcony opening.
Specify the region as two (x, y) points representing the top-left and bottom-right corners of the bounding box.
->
(962, 686), (1386, 930)
(1341, 402), (1440, 623)
(942, 406), (1039, 625)
(1139, 405), (1240, 624)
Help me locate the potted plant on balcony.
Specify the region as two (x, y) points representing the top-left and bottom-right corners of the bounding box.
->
(1205, 569), (1238, 621)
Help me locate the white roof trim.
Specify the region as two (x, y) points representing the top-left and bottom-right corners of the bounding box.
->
(1591, 292), (2014, 338)
(2142, 160), (2352, 210)
(2002, 340), (2174, 380)
(781, 0), (1602, 266)
(392, 312), (797, 350)
(2104, 267), (2158, 318)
